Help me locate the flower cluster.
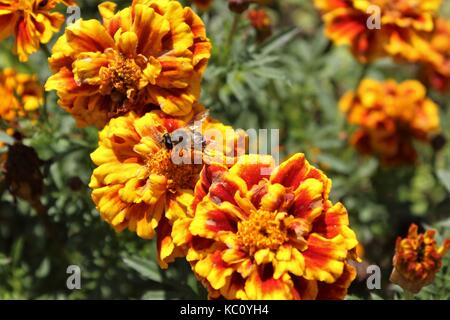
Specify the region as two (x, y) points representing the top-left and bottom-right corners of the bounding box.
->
(314, 0), (442, 63)
(390, 224), (450, 294)
(46, 0), (211, 128)
(340, 79), (440, 165)
(81, 0), (360, 299)
(0, 0), (76, 61)
(0, 68), (43, 126)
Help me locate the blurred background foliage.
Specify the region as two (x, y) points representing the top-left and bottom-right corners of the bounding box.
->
(0, 0), (449, 299)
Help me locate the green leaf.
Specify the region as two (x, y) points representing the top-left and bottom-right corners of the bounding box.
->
(260, 28), (301, 55)
(142, 290), (166, 300)
(122, 256), (163, 283)
(0, 253), (11, 266)
(437, 170), (450, 193)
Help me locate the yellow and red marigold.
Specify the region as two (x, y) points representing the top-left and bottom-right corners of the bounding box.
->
(89, 109), (246, 268)
(0, 68), (43, 125)
(314, 0), (442, 63)
(247, 8), (272, 42)
(175, 153), (359, 300)
(421, 19), (450, 92)
(0, 0), (75, 62)
(46, 0), (211, 128)
(340, 79), (440, 166)
(390, 224), (450, 294)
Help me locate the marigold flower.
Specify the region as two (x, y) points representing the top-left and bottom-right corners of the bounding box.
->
(191, 0), (213, 11)
(0, 68), (43, 125)
(89, 109), (246, 268)
(340, 79), (440, 166)
(0, 0), (75, 62)
(247, 9), (272, 42)
(179, 153), (359, 300)
(314, 0), (442, 63)
(46, 0), (211, 128)
(390, 224), (450, 294)
(421, 19), (450, 92)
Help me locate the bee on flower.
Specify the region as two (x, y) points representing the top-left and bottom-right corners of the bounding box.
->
(45, 0), (211, 129)
(0, 0), (76, 62)
(89, 108), (246, 268)
(176, 153), (359, 300)
(340, 79), (441, 166)
(314, 0), (442, 63)
(390, 224), (450, 294)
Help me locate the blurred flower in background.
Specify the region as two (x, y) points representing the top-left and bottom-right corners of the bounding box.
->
(421, 18), (450, 92)
(247, 8), (272, 42)
(314, 0), (442, 63)
(0, 68), (43, 126)
(340, 79), (441, 166)
(0, 0), (76, 61)
(191, 0), (213, 11)
(390, 224), (450, 294)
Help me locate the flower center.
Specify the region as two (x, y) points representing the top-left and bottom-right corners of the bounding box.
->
(109, 56), (142, 95)
(237, 210), (287, 254)
(147, 148), (202, 192)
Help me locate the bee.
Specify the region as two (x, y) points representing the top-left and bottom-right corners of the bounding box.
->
(149, 111), (211, 155)
(162, 133), (174, 150)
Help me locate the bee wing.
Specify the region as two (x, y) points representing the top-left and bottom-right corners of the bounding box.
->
(145, 123), (165, 147)
(187, 110), (210, 132)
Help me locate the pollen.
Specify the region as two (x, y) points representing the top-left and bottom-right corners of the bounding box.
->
(147, 147), (202, 192)
(237, 210), (287, 255)
(100, 54), (143, 103)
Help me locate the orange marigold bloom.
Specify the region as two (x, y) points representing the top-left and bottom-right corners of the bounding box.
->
(421, 19), (450, 92)
(191, 0), (213, 11)
(314, 0), (442, 63)
(390, 224), (450, 294)
(0, 0), (75, 62)
(247, 9), (272, 42)
(89, 109), (246, 268)
(0, 68), (43, 125)
(179, 153), (359, 300)
(340, 79), (440, 166)
(45, 0), (211, 128)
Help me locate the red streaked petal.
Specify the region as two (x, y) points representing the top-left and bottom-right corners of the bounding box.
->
(302, 233), (348, 283)
(229, 155), (275, 189)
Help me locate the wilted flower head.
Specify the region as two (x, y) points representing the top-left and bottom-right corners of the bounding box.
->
(46, 0), (211, 128)
(0, 68), (43, 125)
(1, 142), (45, 214)
(0, 0), (76, 61)
(182, 153), (359, 300)
(340, 79), (440, 166)
(390, 224), (450, 294)
(314, 0), (442, 62)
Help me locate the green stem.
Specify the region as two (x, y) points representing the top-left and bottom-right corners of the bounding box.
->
(222, 14), (240, 64)
(41, 44), (52, 59)
(404, 290), (415, 300)
(355, 63), (370, 90)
